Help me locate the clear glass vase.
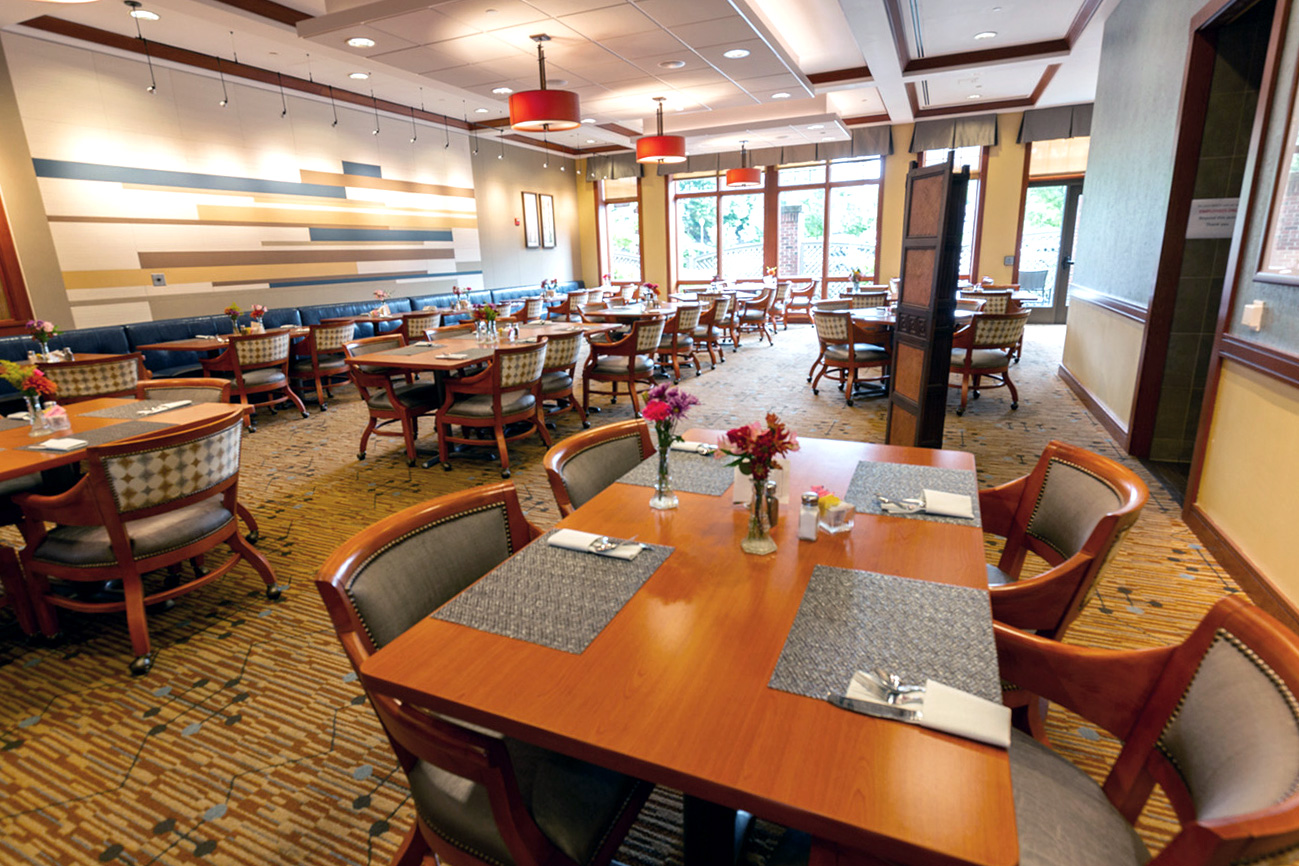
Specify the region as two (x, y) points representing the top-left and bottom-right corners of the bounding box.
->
(741, 476), (777, 555)
(25, 394), (53, 438)
(649, 446), (678, 510)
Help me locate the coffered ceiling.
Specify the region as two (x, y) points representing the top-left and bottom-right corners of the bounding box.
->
(0, 0), (1121, 158)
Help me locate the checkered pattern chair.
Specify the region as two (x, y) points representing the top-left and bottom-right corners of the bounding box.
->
(539, 330), (588, 428)
(846, 290), (889, 309)
(582, 316), (666, 417)
(949, 311), (1030, 415)
(315, 481), (651, 866)
(692, 294), (732, 369)
(809, 310), (889, 406)
(291, 322), (356, 411)
(201, 330), (309, 430)
(733, 288), (776, 347)
(41, 353), (147, 403)
(14, 409), (279, 674)
(399, 310), (442, 345)
(344, 336), (441, 467)
(543, 419), (654, 517)
(549, 290), (589, 322)
(959, 289), (1013, 314)
(656, 303), (702, 383)
(437, 339), (552, 478)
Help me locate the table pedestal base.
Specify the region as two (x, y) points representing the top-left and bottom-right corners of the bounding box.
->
(683, 796), (752, 866)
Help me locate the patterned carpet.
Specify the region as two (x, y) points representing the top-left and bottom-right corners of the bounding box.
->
(0, 323), (1256, 864)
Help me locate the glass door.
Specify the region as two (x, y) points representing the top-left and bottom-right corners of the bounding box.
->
(1017, 180), (1083, 323)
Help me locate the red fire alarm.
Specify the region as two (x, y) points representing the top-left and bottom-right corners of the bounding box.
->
(514, 218), (520, 226)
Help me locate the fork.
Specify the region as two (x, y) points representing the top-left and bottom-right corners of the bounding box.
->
(877, 493), (924, 514)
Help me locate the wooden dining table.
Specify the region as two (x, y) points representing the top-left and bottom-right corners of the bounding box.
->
(343, 321), (621, 375)
(359, 434), (1016, 866)
(583, 302), (681, 323)
(134, 326), (308, 355)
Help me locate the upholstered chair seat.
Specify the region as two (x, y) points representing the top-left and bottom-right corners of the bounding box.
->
(540, 371), (573, 394)
(810, 310), (890, 405)
(364, 381), (442, 412)
(949, 311), (1029, 415)
(826, 344), (887, 362)
(240, 368), (287, 387)
(952, 348), (1016, 370)
(291, 356), (347, 374)
(659, 334), (694, 350)
(32, 499), (233, 568)
(447, 390), (535, 418)
(592, 355), (653, 375)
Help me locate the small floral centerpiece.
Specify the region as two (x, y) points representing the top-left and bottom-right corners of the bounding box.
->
(641, 384), (699, 510)
(373, 288), (390, 301)
(373, 288), (391, 316)
(766, 266), (778, 277)
(642, 282), (660, 306)
(601, 273), (611, 286)
(718, 412), (800, 555)
(0, 359), (58, 436)
(849, 267), (863, 291)
(249, 304), (268, 332)
(224, 303), (241, 331)
(472, 303), (499, 323)
(472, 303), (500, 342)
(26, 320), (61, 358)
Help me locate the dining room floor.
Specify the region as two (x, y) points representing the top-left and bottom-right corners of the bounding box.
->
(0, 322), (1243, 865)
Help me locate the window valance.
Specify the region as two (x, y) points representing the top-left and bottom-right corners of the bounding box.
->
(1017, 104), (1093, 143)
(908, 114), (999, 153)
(654, 125), (893, 176)
(584, 152), (642, 181)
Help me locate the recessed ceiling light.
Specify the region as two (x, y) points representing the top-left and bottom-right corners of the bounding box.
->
(586, 139), (595, 143)
(582, 117), (596, 124)
(974, 31), (997, 39)
(771, 92), (791, 99)
(491, 86), (513, 94)
(346, 36), (375, 48)
(807, 124), (823, 129)
(967, 94), (982, 100)
(349, 72), (370, 80)
(129, 7), (159, 19)
(549, 79), (568, 87)
(659, 60), (686, 69)
(475, 107), (490, 113)
(723, 48), (750, 59)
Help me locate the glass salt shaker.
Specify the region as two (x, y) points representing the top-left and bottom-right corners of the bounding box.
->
(799, 492), (820, 541)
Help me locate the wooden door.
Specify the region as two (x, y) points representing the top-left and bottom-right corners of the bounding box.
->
(886, 159), (968, 448)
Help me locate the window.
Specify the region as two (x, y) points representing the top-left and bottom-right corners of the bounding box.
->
(922, 146), (985, 280)
(671, 156), (882, 290)
(598, 177), (642, 284)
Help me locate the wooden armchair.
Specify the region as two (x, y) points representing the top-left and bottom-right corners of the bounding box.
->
(733, 288), (776, 347)
(656, 303), (702, 383)
(290, 321), (356, 411)
(780, 279), (819, 326)
(15, 410), (279, 674)
(399, 310), (442, 344)
(846, 290), (889, 309)
(581, 316), (666, 417)
(548, 290), (588, 322)
(344, 335), (442, 466)
(981, 439), (1149, 735)
(200, 329), (309, 430)
(437, 339), (552, 478)
(809, 310), (889, 406)
(949, 310), (1029, 415)
(692, 294), (732, 369)
(41, 353), (148, 403)
(315, 482), (652, 866)
(993, 596), (1299, 866)
(539, 329), (588, 428)
(543, 419), (655, 517)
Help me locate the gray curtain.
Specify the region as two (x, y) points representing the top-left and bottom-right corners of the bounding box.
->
(909, 114), (999, 153)
(584, 152), (641, 181)
(655, 125), (893, 176)
(1018, 104), (1093, 143)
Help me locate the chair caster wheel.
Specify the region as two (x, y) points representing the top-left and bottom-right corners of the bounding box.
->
(957, 409), (966, 416)
(245, 530), (259, 544)
(300, 411), (310, 419)
(1011, 402), (1019, 410)
(130, 655), (153, 676)
(407, 459), (417, 467)
(265, 585), (283, 600)
(442, 463), (453, 471)
(589, 406), (601, 413)
(846, 400), (854, 407)
(357, 453), (366, 461)
(501, 469), (511, 478)
(812, 388), (819, 395)
(320, 404), (329, 412)
(582, 421), (591, 429)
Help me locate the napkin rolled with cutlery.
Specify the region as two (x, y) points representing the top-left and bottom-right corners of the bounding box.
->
(547, 529), (645, 561)
(436, 353), (470, 360)
(669, 441), (716, 454)
(836, 670), (1010, 748)
(920, 489), (974, 519)
(137, 400), (192, 416)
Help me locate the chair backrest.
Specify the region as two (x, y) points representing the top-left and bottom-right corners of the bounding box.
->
(961, 289), (1012, 314)
(307, 321), (356, 354)
(85, 409), (245, 517)
(342, 335), (405, 393)
(42, 353), (144, 402)
(231, 330), (292, 368)
(969, 311), (1028, 349)
(848, 291), (889, 309)
(579, 302), (609, 321)
(788, 280), (817, 300)
(673, 304), (701, 335)
(713, 294), (733, 321)
(813, 310), (853, 344)
(136, 377), (231, 404)
(402, 311), (441, 340)
(522, 297), (544, 321)
(956, 297), (984, 312)
(813, 299), (851, 312)
(634, 316), (667, 353)
(1112, 596), (1299, 856)
(543, 419), (655, 516)
(541, 331), (582, 371)
(495, 339), (548, 390)
(620, 284), (638, 302)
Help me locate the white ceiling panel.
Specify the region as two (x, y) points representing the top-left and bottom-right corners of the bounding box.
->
(632, 0), (741, 28)
(735, 73), (807, 96)
(559, 58), (653, 84)
(667, 17), (757, 49)
(599, 31), (691, 61)
(371, 45), (471, 74)
(434, 64), (514, 87)
(916, 1), (1083, 55)
(537, 40), (622, 68)
(921, 61), (1052, 106)
(557, 5), (662, 40)
(423, 33), (527, 64)
(693, 39), (785, 71)
(329, 24), (419, 54)
(367, 10), (477, 46)
(525, 0), (624, 15)
(434, 0), (551, 31)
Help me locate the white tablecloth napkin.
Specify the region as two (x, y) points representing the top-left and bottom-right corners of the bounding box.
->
(922, 489), (975, 519)
(33, 438), (88, 452)
(436, 353), (469, 360)
(670, 441), (716, 454)
(547, 529), (643, 561)
(845, 675), (1009, 748)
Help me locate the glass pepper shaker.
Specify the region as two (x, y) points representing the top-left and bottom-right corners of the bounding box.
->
(799, 492), (820, 541)
(766, 480), (779, 528)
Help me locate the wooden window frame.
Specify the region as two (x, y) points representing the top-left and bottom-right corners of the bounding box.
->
(595, 178), (644, 286)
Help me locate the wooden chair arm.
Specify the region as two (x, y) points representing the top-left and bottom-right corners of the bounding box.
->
(14, 479), (98, 527)
(989, 552), (1091, 631)
(444, 360), (494, 396)
(199, 348), (234, 374)
(995, 622), (1175, 741)
(978, 476), (1027, 537)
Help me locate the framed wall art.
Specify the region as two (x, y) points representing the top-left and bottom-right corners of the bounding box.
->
(539, 193), (556, 248)
(522, 191), (539, 249)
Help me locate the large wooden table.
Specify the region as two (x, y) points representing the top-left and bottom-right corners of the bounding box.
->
(343, 322), (619, 374)
(360, 435), (1016, 866)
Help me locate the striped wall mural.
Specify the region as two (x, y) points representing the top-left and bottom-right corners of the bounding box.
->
(3, 32), (484, 327)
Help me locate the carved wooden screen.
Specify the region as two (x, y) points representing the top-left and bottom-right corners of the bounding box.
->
(885, 159), (968, 448)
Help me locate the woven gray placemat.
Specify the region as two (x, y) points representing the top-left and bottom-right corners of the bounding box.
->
(21, 420), (169, 452)
(0, 416), (31, 432)
(617, 451), (734, 496)
(843, 461), (981, 526)
(385, 343), (445, 355)
(432, 530), (674, 654)
(82, 401), (188, 419)
(768, 566), (999, 702)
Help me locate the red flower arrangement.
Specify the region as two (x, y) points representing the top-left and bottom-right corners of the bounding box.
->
(718, 412), (799, 482)
(0, 360), (57, 399)
(472, 304), (500, 322)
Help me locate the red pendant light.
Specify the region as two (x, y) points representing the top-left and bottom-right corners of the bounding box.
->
(726, 140), (762, 188)
(636, 97), (686, 164)
(509, 34), (580, 132)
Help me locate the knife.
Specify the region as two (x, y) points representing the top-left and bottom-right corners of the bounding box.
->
(827, 693), (922, 723)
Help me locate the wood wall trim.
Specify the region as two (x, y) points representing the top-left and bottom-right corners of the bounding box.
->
(1068, 286), (1150, 323)
(1057, 362), (1132, 448)
(841, 112), (892, 126)
(906, 67), (1056, 118)
(808, 66), (872, 86)
(1184, 503), (1299, 633)
(1218, 334), (1299, 386)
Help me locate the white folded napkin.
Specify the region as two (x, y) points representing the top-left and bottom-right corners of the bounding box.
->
(412, 341), (435, 347)
(137, 400), (192, 416)
(7, 412), (31, 421)
(922, 489), (974, 519)
(844, 674), (1009, 748)
(195, 334), (220, 340)
(670, 441), (716, 454)
(436, 353), (470, 360)
(33, 438), (88, 452)
(547, 528), (644, 561)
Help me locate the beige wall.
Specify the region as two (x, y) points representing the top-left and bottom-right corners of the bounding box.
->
(1197, 361), (1299, 602)
(471, 147), (580, 289)
(977, 113), (1028, 285)
(1060, 296), (1144, 430)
